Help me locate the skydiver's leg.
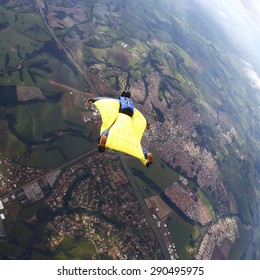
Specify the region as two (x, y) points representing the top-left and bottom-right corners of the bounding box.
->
(98, 130), (109, 153)
(142, 147), (153, 167)
(142, 147), (149, 158)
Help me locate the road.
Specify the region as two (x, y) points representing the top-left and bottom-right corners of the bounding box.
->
(37, 0), (97, 94)
(36, 0), (170, 259)
(120, 154), (170, 259)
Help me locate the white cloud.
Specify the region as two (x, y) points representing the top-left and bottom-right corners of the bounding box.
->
(217, 10), (228, 19)
(243, 61), (260, 90)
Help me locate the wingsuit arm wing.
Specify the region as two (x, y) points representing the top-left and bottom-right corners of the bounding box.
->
(89, 97), (120, 134)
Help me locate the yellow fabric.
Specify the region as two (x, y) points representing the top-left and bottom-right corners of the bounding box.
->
(93, 98), (147, 165)
(132, 108), (147, 142)
(106, 113), (146, 164)
(94, 98), (120, 134)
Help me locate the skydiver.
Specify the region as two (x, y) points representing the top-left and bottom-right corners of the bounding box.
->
(87, 91), (153, 167)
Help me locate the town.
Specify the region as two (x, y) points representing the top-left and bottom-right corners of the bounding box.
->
(196, 217), (239, 260)
(0, 152), (48, 197)
(165, 182), (212, 226)
(44, 152), (166, 259)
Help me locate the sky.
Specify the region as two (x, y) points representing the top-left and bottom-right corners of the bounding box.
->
(195, 0), (260, 91)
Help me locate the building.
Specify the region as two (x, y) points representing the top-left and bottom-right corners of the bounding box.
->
(0, 200), (4, 210)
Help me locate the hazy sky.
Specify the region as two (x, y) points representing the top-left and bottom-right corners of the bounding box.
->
(195, 0), (260, 90)
(195, 0), (260, 41)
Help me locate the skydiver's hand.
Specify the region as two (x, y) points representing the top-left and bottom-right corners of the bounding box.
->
(87, 98), (94, 104)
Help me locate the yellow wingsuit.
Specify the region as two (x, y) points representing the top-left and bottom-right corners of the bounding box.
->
(92, 98), (148, 165)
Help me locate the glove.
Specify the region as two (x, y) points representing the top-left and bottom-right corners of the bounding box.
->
(87, 98), (94, 104)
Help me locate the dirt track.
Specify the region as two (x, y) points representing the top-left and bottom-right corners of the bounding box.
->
(49, 80), (92, 97)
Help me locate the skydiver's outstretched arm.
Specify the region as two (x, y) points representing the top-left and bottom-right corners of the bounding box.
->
(87, 97), (104, 104)
(86, 97), (118, 105)
(87, 98), (95, 104)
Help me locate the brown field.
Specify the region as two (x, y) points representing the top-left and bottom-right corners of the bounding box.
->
(145, 195), (172, 220)
(47, 5), (87, 28)
(17, 86), (46, 101)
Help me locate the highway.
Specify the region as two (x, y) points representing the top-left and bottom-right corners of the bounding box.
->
(36, 0), (170, 259)
(37, 0), (97, 94)
(120, 154), (170, 258)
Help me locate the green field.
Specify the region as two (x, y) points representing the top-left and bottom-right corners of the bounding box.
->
(54, 237), (96, 260)
(198, 190), (214, 220)
(3, 91), (92, 169)
(0, 6), (48, 74)
(1, 201), (47, 259)
(167, 212), (199, 259)
(127, 148), (179, 198)
(0, 6), (91, 167)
